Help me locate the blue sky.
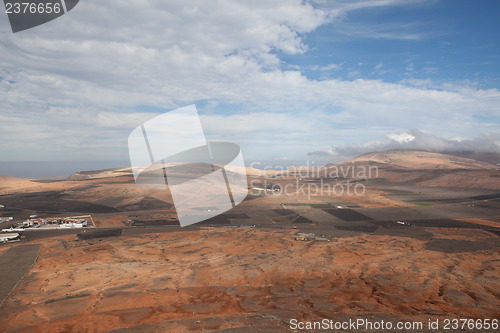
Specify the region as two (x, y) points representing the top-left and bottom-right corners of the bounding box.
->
(292, 0), (499, 87)
(0, 0), (499, 177)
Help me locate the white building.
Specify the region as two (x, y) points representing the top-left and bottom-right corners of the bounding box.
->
(0, 233), (20, 243)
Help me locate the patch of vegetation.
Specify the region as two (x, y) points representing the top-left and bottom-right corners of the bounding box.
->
(414, 202), (433, 206)
(308, 204), (332, 208)
(44, 293), (91, 304)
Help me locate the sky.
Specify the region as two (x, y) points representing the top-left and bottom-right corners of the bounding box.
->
(0, 0), (499, 177)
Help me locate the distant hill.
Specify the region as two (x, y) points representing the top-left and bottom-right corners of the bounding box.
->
(0, 176), (35, 194)
(66, 167), (132, 181)
(0, 175), (33, 185)
(340, 149), (496, 170)
(66, 163), (268, 181)
(441, 151), (500, 166)
(0, 175), (29, 182)
(324, 150), (500, 189)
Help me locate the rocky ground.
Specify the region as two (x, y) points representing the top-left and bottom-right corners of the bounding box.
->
(1, 150), (499, 332)
(0, 227), (498, 332)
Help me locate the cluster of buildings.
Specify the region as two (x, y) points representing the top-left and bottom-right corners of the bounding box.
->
(2, 215), (92, 232)
(21, 216), (88, 228)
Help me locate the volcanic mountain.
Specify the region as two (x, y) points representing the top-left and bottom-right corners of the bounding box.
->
(324, 150), (500, 190)
(337, 149), (497, 170)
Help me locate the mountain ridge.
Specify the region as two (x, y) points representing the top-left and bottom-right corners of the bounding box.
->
(334, 149), (497, 170)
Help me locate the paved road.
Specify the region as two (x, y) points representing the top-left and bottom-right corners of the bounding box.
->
(0, 244), (40, 305)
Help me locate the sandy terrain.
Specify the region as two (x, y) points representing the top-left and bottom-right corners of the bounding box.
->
(0, 176), (36, 192)
(1, 149), (499, 332)
(0, 227), (499, 332)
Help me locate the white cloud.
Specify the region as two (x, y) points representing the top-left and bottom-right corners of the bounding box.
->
(371, 63), (391, 76)
(386, 132), (415, 143)
(0, 0), (498, 165)
(308, 130), (500, 160)
(310, 63), (342, 71)
(347, 70), (361, 78)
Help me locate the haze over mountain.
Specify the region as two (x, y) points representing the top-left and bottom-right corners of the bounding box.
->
(323, 149), (500, 190)
(2, 150), (499, 216)
(309, 130), (500, 163)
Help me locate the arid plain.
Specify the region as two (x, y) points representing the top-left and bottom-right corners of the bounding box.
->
(0, 150), (499, 332)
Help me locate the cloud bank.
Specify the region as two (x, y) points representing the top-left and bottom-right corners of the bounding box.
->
(308, 130), (500, 160)
(0, 0), (498, 165)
